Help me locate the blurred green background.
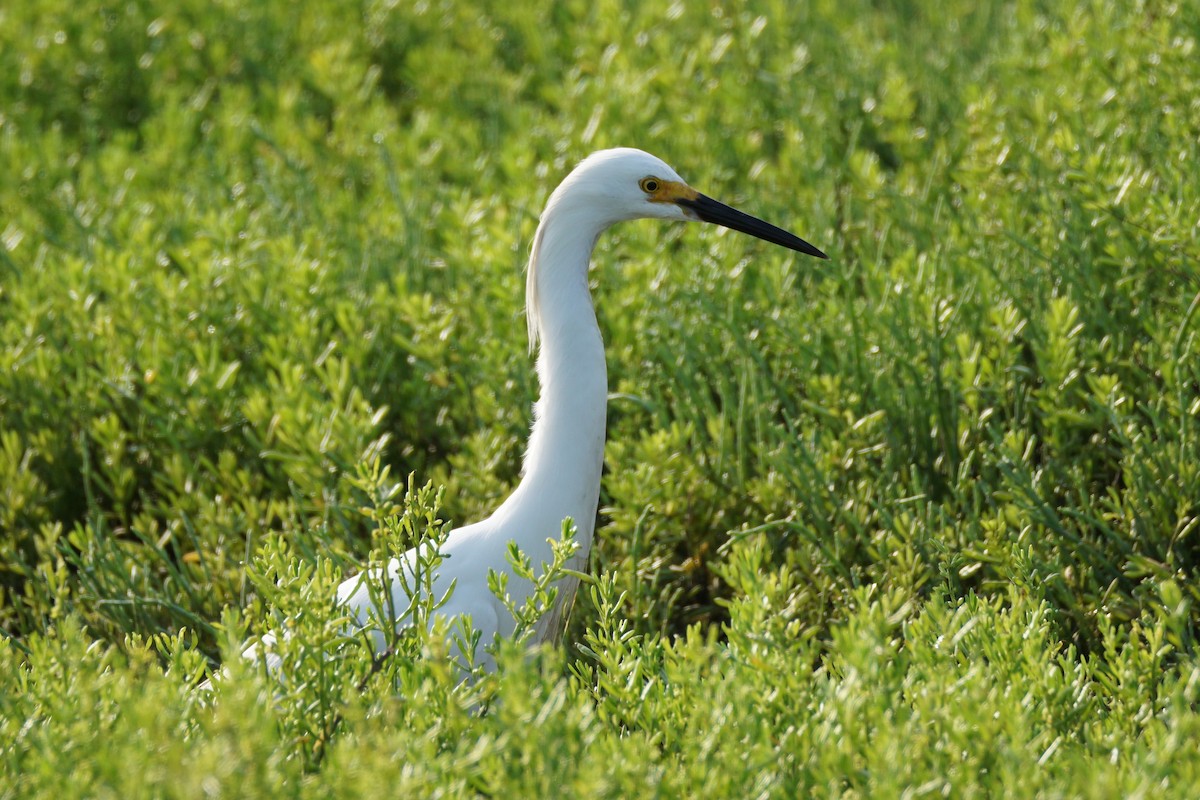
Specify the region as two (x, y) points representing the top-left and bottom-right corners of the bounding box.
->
(2, 0), (1199, 795)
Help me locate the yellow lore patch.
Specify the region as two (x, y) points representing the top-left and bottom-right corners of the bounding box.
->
(642, 177), (699, 204)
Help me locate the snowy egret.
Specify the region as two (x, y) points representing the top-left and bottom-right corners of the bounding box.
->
(222, 147), (826, 680)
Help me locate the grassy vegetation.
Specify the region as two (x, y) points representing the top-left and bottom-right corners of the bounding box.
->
(2, 0), (1199, 795)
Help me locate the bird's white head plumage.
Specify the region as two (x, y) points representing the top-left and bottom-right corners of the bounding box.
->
(546, 148), (694, 222)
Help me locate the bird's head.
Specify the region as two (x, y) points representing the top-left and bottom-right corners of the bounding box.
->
(526, 148), (827, 349)
(551, 147), (827, 259)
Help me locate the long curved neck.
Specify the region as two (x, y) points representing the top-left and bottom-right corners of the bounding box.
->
(497, 208), (608, 549)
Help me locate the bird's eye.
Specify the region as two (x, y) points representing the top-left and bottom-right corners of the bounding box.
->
(639, 177), (660, 194)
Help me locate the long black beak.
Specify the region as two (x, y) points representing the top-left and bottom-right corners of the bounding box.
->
(678, 194), (828, 259)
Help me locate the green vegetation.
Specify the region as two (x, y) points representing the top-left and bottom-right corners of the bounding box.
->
(3, 0), (1199, 795)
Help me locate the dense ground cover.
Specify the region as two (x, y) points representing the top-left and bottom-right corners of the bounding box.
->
(2, 0), (1199, 795)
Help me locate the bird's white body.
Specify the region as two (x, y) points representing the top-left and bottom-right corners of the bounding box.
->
(225, 148), (824, 681)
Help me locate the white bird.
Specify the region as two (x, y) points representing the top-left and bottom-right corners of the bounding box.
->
(221, 147), (826, 681)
